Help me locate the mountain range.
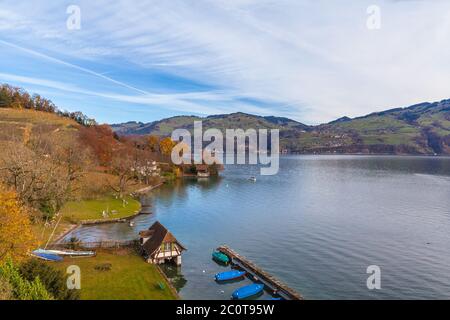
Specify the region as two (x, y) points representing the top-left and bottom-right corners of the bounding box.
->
(111, 99), (450, 155)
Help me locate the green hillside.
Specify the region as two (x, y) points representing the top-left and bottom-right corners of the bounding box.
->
(112, 112), (308, 136)
(112, 99), (450, 155)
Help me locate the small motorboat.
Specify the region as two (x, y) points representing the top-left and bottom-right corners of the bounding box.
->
(32, 252), (63, 262)
(215, 270), (246, 282)
(232, 283), (264, 300)
(212, 251), (230, 264)
(248, 176), (256, 182)
(129, 221), (135, 227)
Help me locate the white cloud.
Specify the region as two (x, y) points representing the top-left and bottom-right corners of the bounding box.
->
(2, 0), (450, 123)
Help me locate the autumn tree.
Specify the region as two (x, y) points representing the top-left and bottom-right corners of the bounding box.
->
(159, 137), (176, 156)
(49, 134), (92, 197)
(78, 125), (118, 166)
(0, 86), (12, 108)
(147, 135), (160, 152)
(0, 140), (74, 219)
(0, 84), (94, 124)
(108, 151), (136, 198)
(0, 185), (37, 263)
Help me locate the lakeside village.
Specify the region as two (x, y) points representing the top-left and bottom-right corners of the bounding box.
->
(0, 88), (298, 300)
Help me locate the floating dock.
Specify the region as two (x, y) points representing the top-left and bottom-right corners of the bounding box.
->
(217, 245), (303, 300)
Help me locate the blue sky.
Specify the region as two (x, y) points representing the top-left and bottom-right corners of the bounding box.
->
(1, 0), (450, 124)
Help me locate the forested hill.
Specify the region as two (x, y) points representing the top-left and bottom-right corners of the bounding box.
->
(112, 99), (450, 155)
(111, 112), (309, 136)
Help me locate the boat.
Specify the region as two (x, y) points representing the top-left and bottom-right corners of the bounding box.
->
(248, 176), (256, 182)
(215, 270), (246, 281)
(212, 251), (230, 264)
(32, 252), (63, 262)
(232, 283), (264, 299)
(33, 248), (95, 257)
(129, 221), (135, 227)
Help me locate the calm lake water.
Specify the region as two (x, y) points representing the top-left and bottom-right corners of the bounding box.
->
(65, 155), (450, 299)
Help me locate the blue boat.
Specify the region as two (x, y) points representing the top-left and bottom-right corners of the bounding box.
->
(232, 283), (264, 299)
(215, 270), (246, 281)
(32, 252), (63, 262)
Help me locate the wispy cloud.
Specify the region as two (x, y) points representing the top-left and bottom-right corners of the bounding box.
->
(0, 71), (273, 117)
(1, 0), (450, 124)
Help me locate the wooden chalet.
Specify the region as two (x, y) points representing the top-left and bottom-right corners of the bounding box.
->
(139, 221), (186, 265)
(195, 164), (210, 177)
(180, 163), (224, 177)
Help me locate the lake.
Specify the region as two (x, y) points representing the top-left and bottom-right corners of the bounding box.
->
(65, 155), (450, 299)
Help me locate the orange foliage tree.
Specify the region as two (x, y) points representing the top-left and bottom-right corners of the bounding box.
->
(147, 135), (160, 152)
(0, 185), (36, 263)
(159, 137), (176, 156)
(78, 125), (118, 166)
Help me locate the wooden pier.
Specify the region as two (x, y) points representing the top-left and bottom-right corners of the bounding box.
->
(217, 245), (303, 300)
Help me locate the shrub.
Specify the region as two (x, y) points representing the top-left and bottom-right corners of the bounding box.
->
(19, 259), (79, 300)
(0, 276), (13, 300)
(0, 259), (52, 300)
(162, 171), (176, 181)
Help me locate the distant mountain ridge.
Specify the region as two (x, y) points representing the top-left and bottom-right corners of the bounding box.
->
(111, 112), (310, 136)
(111, 99), (450, 155)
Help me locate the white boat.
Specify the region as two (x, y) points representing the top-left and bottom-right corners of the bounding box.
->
(34, 248), (95, 257)
(248, 176), (257, 182)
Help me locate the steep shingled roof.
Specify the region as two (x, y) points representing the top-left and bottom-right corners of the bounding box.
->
(141, 221), (186, 257)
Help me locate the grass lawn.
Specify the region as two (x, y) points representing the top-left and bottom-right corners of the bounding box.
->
(61, 195), (141, 223)
(51, 251), (177, 300)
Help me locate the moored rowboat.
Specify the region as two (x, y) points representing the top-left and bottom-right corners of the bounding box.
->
(215, 270), (246, 281)
(232, 283), (264, 299)
(212, 251), (230, 264)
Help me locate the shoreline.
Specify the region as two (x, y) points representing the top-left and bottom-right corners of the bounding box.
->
(133, 181), (165, 195)
(156, 265), (180, 300)
(51, 182), (166, 244)
(52, 224), (79, 244)
(282, 153), (450, 158)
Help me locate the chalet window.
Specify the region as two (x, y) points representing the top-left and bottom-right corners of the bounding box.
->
(162, 243), (171, 252)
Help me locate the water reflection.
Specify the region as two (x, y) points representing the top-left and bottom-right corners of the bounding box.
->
(159, 264), (187, 292)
